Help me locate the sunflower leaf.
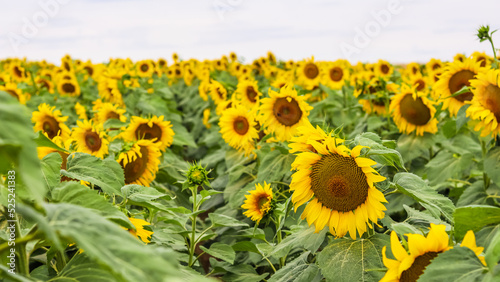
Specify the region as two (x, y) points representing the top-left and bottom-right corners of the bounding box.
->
(34, 131), (69, 153)
(121, 184), (172, 212)
(269, 251), (321, 282)
(485, 227), (500, 271)
(40, 152), (62, 193)
(485, 148), (500, 187)
(317, 233), (389, 282)
(454, 205), (500, 241)
(171, 122), (197, 148)
(200, 243), (235, 264)
(49, 253), (117, 282)
(209, 213), (249, 228)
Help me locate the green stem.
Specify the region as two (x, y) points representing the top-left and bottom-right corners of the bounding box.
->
(276, 218), (285, 269)
(194, 224), (214, 245)
(264, 257), (277, 273)
(480, 139), (491, 189)
(188, 186), (198, 267)
(14, 215), (29, 276)
(488, 38), (498, 63)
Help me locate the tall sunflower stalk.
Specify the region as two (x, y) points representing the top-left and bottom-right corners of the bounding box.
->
(477, 25), (499, 68)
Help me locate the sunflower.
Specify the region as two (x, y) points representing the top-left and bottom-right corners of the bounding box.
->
(258, 84), (313, 141)
(404, 74), (431, 93)
(381, 224), (485, 282)
(36, 76), (55, 93)
(98, 78), (124, 106)
(219, 104), (259, 156)
(321, 61), (349, 90)
(32, 103), (71, 140)
(374, 60), (393, 77)
(288, 120), (343, 154)
(203, 108), (212, 129)
(74, 102), (88, 120)
(172, 52), (179, 63)
(433, 59), (481, 116)
(71, 120), (109, 158)
(198, 79), (210, 101)
(389, 85), (438, 136)
(425, 58), (443, 75)
(126, 217), (154, 244)
(10, 61), (28, 81)
(118, 139), (162, 187)
(234, 79), (261, 109)
(0, 82), (28, 104)
(57, 79), (81, 97)
(471, 51), (490, 68)
(208, 80), (227, 105)
(136, 60), (155, 78)
(466, 68), (500, 137)
(241, 182), (274, 222)
(121, 115), (174, 152)
(404, 62), (421, 78)
(290, 136), (387, 239)
(93, 102), (127, 126)
(296, 58), (322, 90)
(454, 53), (466, 63)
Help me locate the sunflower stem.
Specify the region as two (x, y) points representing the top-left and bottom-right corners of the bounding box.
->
(264, 257), (277, 273)
(480, 139), (491, 189)
(188, 186), (198, 268)
(276, 217), (285, 268)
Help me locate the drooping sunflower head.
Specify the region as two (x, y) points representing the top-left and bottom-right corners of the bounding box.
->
(389, 85), (438, 136)
(290, 136), (387, 239)
(454, 53), (466, 63)
(0, 82), (29, 104)
(234, 79), (261, 109)
(471, 51), (490, 68)
(241, 182), (274, 222)
(71, 119), (109, 159)
(126, 217), (154, 244)
(219, 104), (259, 157)
(433, 58), (481, 116)
(466, 68), (500, 137)
(57, 78), (81, 97)
(258, 84), (313, 141)
(118, 139), (162, 187)
(121, 115), (174, 151)
(136, 60), (155, 78)
(32, 103), (71, 140)
(296, 58), (321, 90)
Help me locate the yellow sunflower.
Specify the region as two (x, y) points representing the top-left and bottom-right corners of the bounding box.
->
(32, 103), (71, 140)
(203, 108), (212, 129)
(36, 76), (55, 93)
(121, 115), (174, 152)
(389, 85), (438, 136)
(118, 139), (162, 187)
(381, 224), (485, 282)
(75, 102), (88, 120)
(454, 53), (466, 63)
(126, 217), (154, 244)
(466, 68), (500, 137)
(404, 74), (431, 93)
(288, 120), (344, 154)
(93, 102), (127, 126)
(321, 61), (349, 90)
(433, 59), (481, 116)
(136, 60), (155, 78)
(425, 58), (443, 75)
(71, 120), (109, 158)
(219, 104), (259, 157)
(471, 51), (490, 68)
(10, 61), (29, 82)
(98, 78), (124, 106)
(208, 80), (227, 105)
(403, 62), (421, 78)
(57, 79), (81, 97)
(296, 58), (322, 90)
(258, 84), (313, 141)
(374, 60), (394, 77)
(290, 136), (387, 239)
(234, 79), (261, 109)
(0, 82), (28, 104)
(241, 182), (273, 222)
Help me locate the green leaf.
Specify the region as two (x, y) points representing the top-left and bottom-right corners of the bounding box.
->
(121, 184), (172, 212)
(231, 241), (260, 253)
(40, 152), (62, 192)
(354, 133), (405, 169)
(396, 134), (435, 162)
(456, 104), (470, 132)
(394, 172), (455, 222)
(0, 91), (46, 203)
(102, 118), (128, 130)
(256, 148), (294, 183)
(208, 213), (249, 228)
(200, 243), (236, 264)
(425, 151), (473, 186)
(317, 233), (389, 282)
(33, 131), (69, 153)
(172, 122), (197, 148)
(61, 152), (124, 196)
(50, 253), (117, 282)
(485, 148), (500, 186)
(457, 181), (488, 207)
(268, 225), (327, 259)
(268, 251), (321, 282)
(454, 205), (500, 240)
(485, 228), (500, 271)
(51, 182), (133, 229)
(222, 264), (269, 282)
(419, 247), (486, 282)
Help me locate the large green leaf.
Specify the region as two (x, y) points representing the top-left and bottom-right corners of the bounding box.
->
(121, 184), (172, 212)
(208, 213), (249, 228)
(33, 131), (69, 153)
(266, 225), (327, 259)
(200, 243), (235, 264)
(0, 91), (46, 203)
(256, 148), (294, 183)
(268, 251), (321, 282)
(425, 151), (473, 186)
(485, 148), (500, 186)
(40, 152), (62, 192)
(61, 152), (124, 196)
(396, 134), (435, 162)
(49, 253), (117, 282)
(418, 247), (486, 282)
(454, 205), (500, 240)
(317, 234), (389, 282)
(51, 182), (133, 229)
(457, 181), (488, 207)
(394, 172), (455, 222)
(485, 227), (500, 271)
(171, 122), (197, 148)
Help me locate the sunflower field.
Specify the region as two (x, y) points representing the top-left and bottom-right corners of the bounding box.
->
(1, 27), (500, 282)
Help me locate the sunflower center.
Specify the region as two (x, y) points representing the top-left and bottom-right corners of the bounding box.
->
(40, 80), (50, 89)
(246, 86), (258, 103)
(84, 66), (94, 76)
(13, 66), (23, 78)
(414, 79), (426, 91)
(448, 70), (475, 102)
(483, 84), (500, 121)
(310, 154), (369, 212)
(329, 67), (343, 82)
(257, 196), (269, 210)
(400, 251), (441, 282)
(84, 131), (102, 152)
(432, 63), (440, 70)
(273, 97), (303, 126)
(140, 64), (149, 72)
(175, 69), (181, 76)
(399, 94), (431, 126)
(372, 99), (385, 106)
(123, 146), (149, 184)
(381, 64), (390, 74)
(105, 111), (120, 121)
(233, 116), (249, 135)
(42, 117), (61, 139)
(216, 87), (224, 99)
(136, 123), (162, 141)
(477, 57), (487, 67)
(62, 82), (76, 94)
(6, 90), (19, 100)
(304, 63), (319, 79)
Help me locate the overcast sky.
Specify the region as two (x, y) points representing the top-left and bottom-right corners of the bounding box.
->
(1, 0), (499, 64)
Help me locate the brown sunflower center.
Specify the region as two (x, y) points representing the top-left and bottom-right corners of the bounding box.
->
(483, 84), (500, 121)
(400, 94), (431, 126)
(105, 111), (120, 121)
(329, 67), (344, 82)
(62, 82), (76, 94)
(432, 63), (441, 70)
(477, 57), (487, 67)
(39, 80), (50, 89)
(13, 66), (24, 78)
(400, 251), (441, 282)
(140, 64), (149, 72)
(273, 97), (303, 126)
(136, 123), (162, 142)
(84, 66), (94, 76)
(414, 79), (426, 91)
(123, 146), (149, 184)
(372, 99), (385, 106)
(257, 196), (269, 210)
(304, 63), (319, 79)
(310, 154), (369, 212)
(448, 70), (475, 102)
(85, 131), (102, 152)
(175, 69), (181, 76)
(42, 117), (61, 139)
(246, 86), (258, 103)
(233, 116), (249, 135)
(380, 64), (390, 74)
(6, 90), (19, 100)
(216, 87), (225, 99)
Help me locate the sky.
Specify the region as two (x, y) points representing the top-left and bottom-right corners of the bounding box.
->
(1, 0), (499, 64)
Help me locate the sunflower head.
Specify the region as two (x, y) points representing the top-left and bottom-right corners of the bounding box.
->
(126, 217), (153, 244)
(219, 104), (259, 156)
(57, 78), (81, 97)
(375, 60), (393, 77)
(296, 58), (321, 90)
(0, 82), (28, 104)
(121, 115), (175, 151)
(118, 139), (162, 187)
(71, 119), (109, 159)
(234, 79), (261, 109)
(185, 162), (211, 187)
(32, 103), (71, 140)
(241, 182), (274, 222)
(136, 60), (155, 77)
